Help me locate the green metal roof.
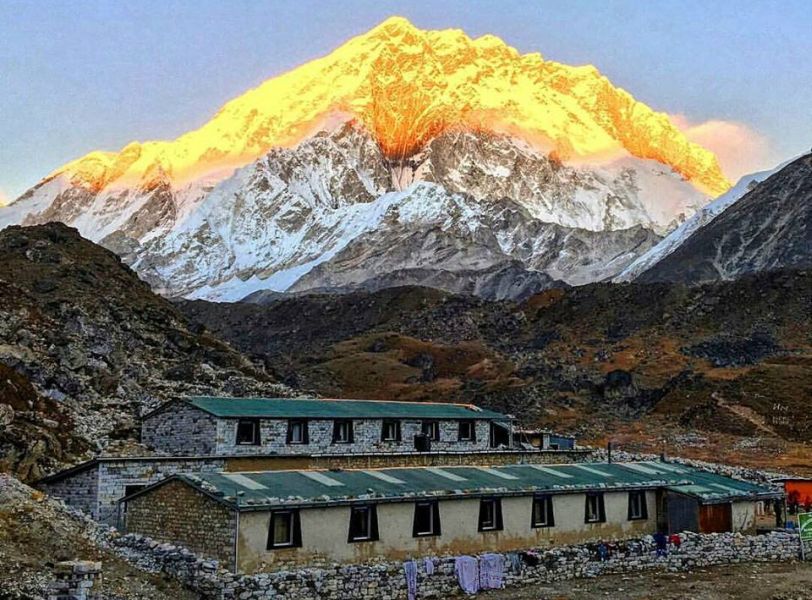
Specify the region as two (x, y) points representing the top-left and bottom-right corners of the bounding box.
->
(184, 396), (509, 420)
(143, 461), (777, 511)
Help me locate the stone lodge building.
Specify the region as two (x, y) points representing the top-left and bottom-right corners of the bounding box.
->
(141, 396), (516, 456)
(40, 396), (590, 525)
(121, 461), (778, 573)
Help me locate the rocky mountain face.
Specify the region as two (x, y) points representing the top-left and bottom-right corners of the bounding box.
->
(180, 269), (812, 453)
(0, 18), (727, 301)
(635, 153), (812, 284)
(0, 223), (290, 481)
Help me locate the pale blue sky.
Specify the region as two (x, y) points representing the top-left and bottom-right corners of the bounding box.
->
(1, 0), (810, 200)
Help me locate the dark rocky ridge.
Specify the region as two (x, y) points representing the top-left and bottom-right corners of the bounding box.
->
(180, 269), (812, 442)
(639, 153), (812, 283)
(0, 223), (290, 481)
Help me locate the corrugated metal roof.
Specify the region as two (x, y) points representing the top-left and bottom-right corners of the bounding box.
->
(186, 396), (508, 420)
(162, 461), (776, 510)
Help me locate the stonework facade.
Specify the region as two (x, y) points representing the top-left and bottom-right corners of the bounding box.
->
(142, 402), (498, 456)
(40, 457), (226, 525)
(125, 479), (237, 566)
(39, 463), (99, 516)
(213, 417), (493, 455)
(141, 401), (218, 455)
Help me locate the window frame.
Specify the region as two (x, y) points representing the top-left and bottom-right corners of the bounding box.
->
(421, 420), (440, 441)
(458, 420), (476, 442)
(584, 492), (607, 524)
(412, 500), (441, 537)
(286, 419), (308, 445)
(627, 490), (648, 521)
(266, 509), (302, 550)
(332, 419), (354, 444)
(381, 419), (401, 442)
(347, 504), (379, 542)
(236, 418), (260, 445)
(531, 494), (555, 528)
(478, 497), (504, 532)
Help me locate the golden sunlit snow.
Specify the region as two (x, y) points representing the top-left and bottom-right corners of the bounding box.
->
(51, 16), (731, 197)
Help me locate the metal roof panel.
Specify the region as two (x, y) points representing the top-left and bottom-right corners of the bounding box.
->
(185, 396), (508, 420)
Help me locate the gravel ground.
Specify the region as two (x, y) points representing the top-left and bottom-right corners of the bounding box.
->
(482, 561), (812, 599)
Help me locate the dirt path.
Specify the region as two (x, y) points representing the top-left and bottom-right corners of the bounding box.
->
(482, 561), (812, 599)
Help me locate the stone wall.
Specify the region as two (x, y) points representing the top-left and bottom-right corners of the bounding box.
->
(141, 402), (218, 454)
(124, 479), (237, 567)
(214, 418), (494, 455)
(40, 464), (99, 516)
(47, 560), (102, 600)
(112, 530), (800, 600)
(96, 457), (225, 525)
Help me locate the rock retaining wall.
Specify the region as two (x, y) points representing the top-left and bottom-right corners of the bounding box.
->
(112, 531), (800, 600)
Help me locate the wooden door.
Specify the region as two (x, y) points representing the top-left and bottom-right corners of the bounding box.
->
(699, 503), (732, 533)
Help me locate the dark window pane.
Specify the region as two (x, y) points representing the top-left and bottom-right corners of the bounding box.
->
(459, 421), (475, 441)
(422, 421), (440, 441)
(382, 420), (399, 441)
(350, 506), (371, 540)
(273, 512), (292, 545)
(479, 499), (499, 530)
(236, 419), (259, 445)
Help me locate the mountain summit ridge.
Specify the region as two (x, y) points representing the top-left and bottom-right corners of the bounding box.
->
(1, 17), (743, 301)
(25, 15), (728, 199)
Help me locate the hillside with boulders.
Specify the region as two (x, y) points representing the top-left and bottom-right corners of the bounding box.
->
(0, 223), (291, 481)
(181, 269), (812, 461)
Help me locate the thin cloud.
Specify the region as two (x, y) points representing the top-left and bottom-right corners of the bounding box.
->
(671, 115), (775, 182)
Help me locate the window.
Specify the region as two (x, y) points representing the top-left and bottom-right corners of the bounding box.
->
(381, 420), (401, 442)
(123, 485), (146, 498)
(413, 500), (441, 537)
(266, 510), (302, 549)
(585, 493), (606, 523)
(478, 498), (503, 532)
(421, 420), (440, 441)
(332, 420), (354, 444)
(236, 419), (260, 445)
(287, 420), (308, 445)
(628, 491), (648, 521)
(348, 505), (379, 542)
(532, 495), (555, 528)
(458, 420), (476, 442)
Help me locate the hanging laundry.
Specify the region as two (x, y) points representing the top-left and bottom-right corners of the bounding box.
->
(507, 552), (523, 572)
(479, 553), (504, 589)
(403, 559), (418, 600)
(424, 557), (435, 575)
(454, 555), (479, 594)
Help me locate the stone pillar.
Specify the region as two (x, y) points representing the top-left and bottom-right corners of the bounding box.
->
(47, 560), (102, 600)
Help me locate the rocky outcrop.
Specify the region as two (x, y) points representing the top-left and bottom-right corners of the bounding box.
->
(0, 223), (291, 479)
(638, 153), (812, 284)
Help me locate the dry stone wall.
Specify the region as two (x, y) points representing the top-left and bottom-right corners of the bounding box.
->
(112, 530), (800, 600)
